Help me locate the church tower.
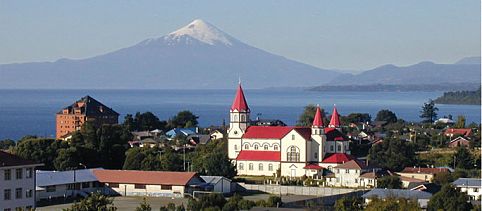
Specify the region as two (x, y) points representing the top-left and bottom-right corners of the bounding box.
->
(311, 105), (327, 162)
(228, 83), (250, 159)
(328, 106), (341, 129)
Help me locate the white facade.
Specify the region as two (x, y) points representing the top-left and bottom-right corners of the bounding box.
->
(0, 165), (38, 211)
(104, 183), (187, 198)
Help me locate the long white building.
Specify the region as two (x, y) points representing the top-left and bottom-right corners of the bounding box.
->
(0, 151), (42, 211)
(227, 84), (354, 178)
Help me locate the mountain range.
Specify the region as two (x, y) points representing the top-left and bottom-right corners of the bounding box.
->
(0, 19), (480, 89)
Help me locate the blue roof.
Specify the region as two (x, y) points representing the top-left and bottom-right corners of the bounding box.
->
(36, 168), (102, 187)
(166, 128), (196, 138)
(362, 189), (432, 200)
(452, 178), (481, 187)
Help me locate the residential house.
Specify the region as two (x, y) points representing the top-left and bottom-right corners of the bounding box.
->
(0, 151), (42, 211)
(325, 159), (381, 188)
(452, 178), (481, 201)
(361, 189), (433, 209)
(93, 170), (204, 198)
(448, 136), (471, 148)
(444, 128), (472, 138)
(36, 168), (103, 201)
(435, 118), (455, 125)
(209, 130), (225, 140)
(397, 167), (451, 183)
(200, 176), (234, 194)
(409, 183), (441, 194)
(166, 128), (197, 139)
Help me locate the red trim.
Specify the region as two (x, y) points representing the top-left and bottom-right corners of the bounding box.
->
(304, 164), (323, 170)
(322, 153), (354, 163)
(236, 150), (280, 161)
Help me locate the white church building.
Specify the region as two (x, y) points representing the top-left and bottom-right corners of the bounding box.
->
(227, 84), (355, 178)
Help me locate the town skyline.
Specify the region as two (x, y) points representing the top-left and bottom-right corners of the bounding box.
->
(1, 0), (480, 71)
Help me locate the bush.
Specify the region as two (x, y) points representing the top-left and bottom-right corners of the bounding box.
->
(238, 199), (256, 210)
(266, 196), (282, 207)
(256, 200), (267, 207)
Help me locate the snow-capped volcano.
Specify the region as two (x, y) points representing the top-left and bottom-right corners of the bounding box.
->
(0, 19), (342, 89)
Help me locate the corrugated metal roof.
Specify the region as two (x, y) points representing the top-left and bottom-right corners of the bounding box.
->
(362, 188), (432, 200)
(452, 178), (481, 187)
(200, 176), (231, 185)
(36, 168), (102, 187)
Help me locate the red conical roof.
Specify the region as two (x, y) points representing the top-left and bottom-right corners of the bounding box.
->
(312, 105), (324, 127)
(328, 106), (340, 128)
(231, 84), (250, 112)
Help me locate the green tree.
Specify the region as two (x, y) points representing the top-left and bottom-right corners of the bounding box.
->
(377, 176), (402, 189)
(365, 197), (420, 211)
(192, 139), (236, 178)
(54, 147), (82, 170)
(453, 146), (474, 169)
(133, 112), (167, 131)
(135, 198), (151, 211)
(345, 113), (371, 123)
(368, 138), (417, 171)
(428, 184), (472, 211)
(266, 196), (282, 207)
(0, 139), (15, 150)
(168, 110), (199, 129)
(297, 104), (325, 126)
(375, 109), (398, 123)
(63, 192), (117, 211)
(14, 138), (68, 170)
(334, 196), (363, 211)
(420, 99), (438, 123)
(455, 115), (466, 128)
(432, 171), (454, 185)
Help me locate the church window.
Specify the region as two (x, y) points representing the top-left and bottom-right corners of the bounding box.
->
(239, 163), (244, 170)
(345, 169), (349, 173)
(249, 163), (253, 170)
(264, 145), (268, 150)
(338, 145), (341, 152)
(268, 164), (273, 171)
(259, 164), (263, 171)
(241, 115), (246, 122)
(274, 145), (279, 151)
(254, 145), (259, 150)
(244, 145), (249, 150)
(330, 146), (334, 151)
(287, 146), (300, 162)
(355, 179), (358, 183)
(314, 152), (318, 159)
(234, 145), (238, 150)
(291, 134), (295, 140)
(234, 131), (238, 135)
(234, 115), (238, 121)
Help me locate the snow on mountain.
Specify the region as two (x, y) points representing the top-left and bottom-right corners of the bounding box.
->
(0, 19), (341, 89)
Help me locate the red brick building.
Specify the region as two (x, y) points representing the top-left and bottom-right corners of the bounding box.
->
(56, 96), (119, 139)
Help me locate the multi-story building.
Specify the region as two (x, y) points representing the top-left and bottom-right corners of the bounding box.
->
(0, 151), (42, 211)
(56, 96), (119, 139)
(227, 83), (353, 178)
(452, 178), (481, 201)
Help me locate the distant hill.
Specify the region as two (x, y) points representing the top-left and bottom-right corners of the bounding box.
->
(455, 56), (481, 65)
(327, 59), (481, 86)
(309, 83), (481, 92)
(434, 88), (481, 105)
(0, 19), (341, 89)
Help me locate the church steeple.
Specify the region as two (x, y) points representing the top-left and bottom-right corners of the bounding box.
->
(231, 84), (250, 112)
(328, 106), (341, 128)
(312, 105), (324, 128)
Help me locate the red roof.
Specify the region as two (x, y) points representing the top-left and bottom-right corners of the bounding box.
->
(312, 106), (324, 127)
(325, 128), (346, 141)
(322, 153), (354, 163)
(231, 84), (249, 112)
(236, 150), (281, 161)
(328, 106), (341, 128)
(444, 128), (472, 137)
(242, 126), (312, 140)
(93, 170), (197, 186)
(304, 163), (323, 170)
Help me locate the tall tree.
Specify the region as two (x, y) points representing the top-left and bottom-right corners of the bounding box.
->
(344, 113), (371, 124)
(375, 109), (398, 123)
(428, 184), (472, 211)
(168, 110), (199, 129)
(377, 176), (402, 189)
(0, 139), (15, 150)
(420, 99), (438, 123)
(14, 138), (68, 170)
(368, 138), (417, 171)
(453, 146), (474, 169)
(133, 112), (167, 131)
(455, 115), (466, 128)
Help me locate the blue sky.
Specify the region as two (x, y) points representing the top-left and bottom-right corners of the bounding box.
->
(0, 0), (480, 71)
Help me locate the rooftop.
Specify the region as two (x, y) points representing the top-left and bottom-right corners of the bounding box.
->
(452, 178), (481, 187)
(400, 167), (450, 174)
(37, 168), (101, 187)
(0, 151), (41, 167)
(58, 95), (119, 116)
(236, 150), (280, 161)
(93, 170), (198, 186)
(362, 188), (432, 200)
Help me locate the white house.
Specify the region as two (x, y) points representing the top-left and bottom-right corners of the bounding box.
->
(36, 168), (103, 201)
(210, 130), (224, 140)
(200, 176), (233, 194)
(325, 160), (381, 188)
(0, 151), (42, 211)
(93, 170), (204, 198)
(452, 178), (481, 201)
(227, 83), (353, 178)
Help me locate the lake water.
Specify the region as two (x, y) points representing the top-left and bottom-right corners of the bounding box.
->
(0, 89), (479, 140)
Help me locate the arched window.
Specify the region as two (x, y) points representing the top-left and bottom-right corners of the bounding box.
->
(291, 134), (295, 140)
(234, 145), (238, 150)
(241, 114), (246, 122)
(287, 146), (300, 162)
(314, 152), (318, 159)
(264, 145), (268, 150)
(337, 145), (341, 152)
(330, 145), (334, 152)
(234, 114), (238, 121)
(259, 163), (263, 171)
(254, 145), (259, 150)
(249, 163), (253, 170)
(268, 164), (273, 171)
(244, 144), (249, 150)
(274, 145), (279, 151)
(239, 163), (244, 170)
